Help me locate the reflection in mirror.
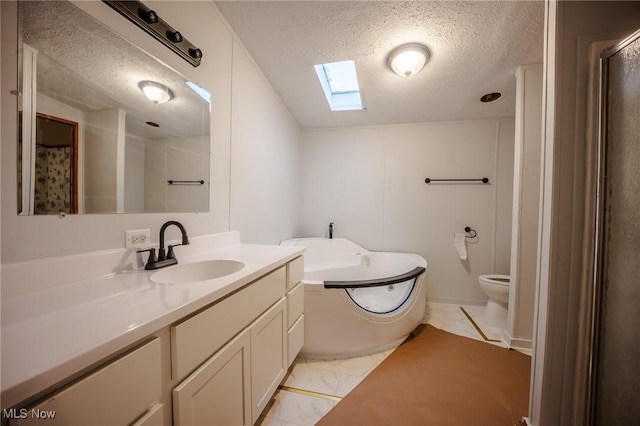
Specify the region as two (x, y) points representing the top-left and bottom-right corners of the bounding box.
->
(34, 115), (78, 214)
(17, 0), (211, 215)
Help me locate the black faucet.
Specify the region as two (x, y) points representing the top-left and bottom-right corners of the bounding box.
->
(138, 220), (190, 270)
(329, 222), (334, 239)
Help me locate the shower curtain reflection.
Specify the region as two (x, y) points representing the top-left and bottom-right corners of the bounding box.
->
(23, 114), (78, 214)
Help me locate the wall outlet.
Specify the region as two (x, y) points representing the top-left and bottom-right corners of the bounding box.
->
(125, 229), (151, 249)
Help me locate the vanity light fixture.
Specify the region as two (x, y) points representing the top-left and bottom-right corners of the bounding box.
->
(139, 80), (174, 104)
(386, 43), (431, 77)
(103, 0), (203, 67)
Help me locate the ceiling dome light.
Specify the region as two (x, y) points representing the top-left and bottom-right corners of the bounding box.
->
(138, 80), (174, 104)
(386, 43), (430, 77)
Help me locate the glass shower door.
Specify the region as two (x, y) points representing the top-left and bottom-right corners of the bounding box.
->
(591, 28), (640, 425)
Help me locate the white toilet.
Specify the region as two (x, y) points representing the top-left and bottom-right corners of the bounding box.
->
(478, 274), (510, 328)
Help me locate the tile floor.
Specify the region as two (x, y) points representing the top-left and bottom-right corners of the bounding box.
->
(257, 301), (507, 426)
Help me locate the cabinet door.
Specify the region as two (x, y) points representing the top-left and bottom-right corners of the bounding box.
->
(131, 404), (164, 426)
(173, 330), (251, 426)
(250, 298), (287, 424)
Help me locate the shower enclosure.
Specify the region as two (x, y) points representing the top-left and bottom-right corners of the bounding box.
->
(590, 28), (640, 425)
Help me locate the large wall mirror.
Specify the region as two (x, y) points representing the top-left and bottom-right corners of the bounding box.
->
(17, 0), (211, 215)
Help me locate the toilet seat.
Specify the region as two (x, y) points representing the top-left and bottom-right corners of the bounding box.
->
(479, 274), (510, 286)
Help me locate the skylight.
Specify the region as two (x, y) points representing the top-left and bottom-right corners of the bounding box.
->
(314, 60), (363, 111)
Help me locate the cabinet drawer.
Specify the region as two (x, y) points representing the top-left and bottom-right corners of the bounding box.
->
(171, 266), (286, 380)
(287, 281), (304, 329)
(287, 256), (304, 291)
(287, 314), (304, 366)
(12, 338), (161, 426)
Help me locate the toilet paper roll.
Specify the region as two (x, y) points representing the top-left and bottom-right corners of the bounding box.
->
(454, 233), (467, 260)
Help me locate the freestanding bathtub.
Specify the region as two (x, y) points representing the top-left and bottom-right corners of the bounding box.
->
(280, 237), (427, 359)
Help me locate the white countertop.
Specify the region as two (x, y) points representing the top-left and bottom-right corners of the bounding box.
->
(0, 237), (304, 408)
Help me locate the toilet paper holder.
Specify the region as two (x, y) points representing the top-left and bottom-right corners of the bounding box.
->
(464, 226), (477, 239)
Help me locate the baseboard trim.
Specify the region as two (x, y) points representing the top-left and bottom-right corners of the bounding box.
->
(427, 297), (486, 306)
(503, 330), (533, 355)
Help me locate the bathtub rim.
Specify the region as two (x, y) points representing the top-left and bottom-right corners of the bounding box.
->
(324, 266), (426, 289)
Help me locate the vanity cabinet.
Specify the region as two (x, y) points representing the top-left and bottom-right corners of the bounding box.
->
(170, 266), (286, 381)
(171, 258), (303, 426)
(172, 298), (288, 426)
(10, 338), (162, 426)
(5, 256), (304, 426)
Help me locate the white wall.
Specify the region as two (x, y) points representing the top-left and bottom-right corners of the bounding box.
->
(84, 108), (125, 213)
(124, 133), (145, 213)
(1, 0), (301, 264)
(300, 119), (514, 303)
(143, 137), (167, 213)
(229, 40), (302, 244)
(142, 134), (210, 213)
(165, 135), (210, 214)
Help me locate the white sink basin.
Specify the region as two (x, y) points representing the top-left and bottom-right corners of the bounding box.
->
(150, 259), (245, 284)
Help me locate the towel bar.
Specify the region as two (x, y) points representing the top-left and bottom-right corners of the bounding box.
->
(424, 177), (489, 184)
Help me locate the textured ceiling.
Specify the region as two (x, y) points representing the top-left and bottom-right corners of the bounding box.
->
(215, 1), (545, 129)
